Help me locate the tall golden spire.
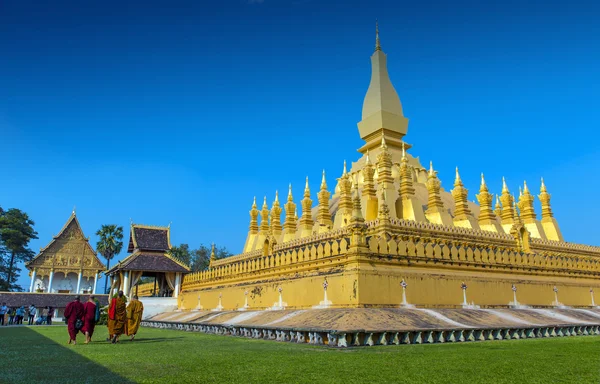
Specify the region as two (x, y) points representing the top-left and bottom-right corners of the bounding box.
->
(539, 178), (553, 219)
(451, 167), (474, 222)
(270, 191), (283, 237)
(282, 184), (298, 241)
(358, 21), (408, 154)
(476, 173), (498, 227)
(425, 161), (452, 226)
(209, 243), (216, 267)
(499, 177), (515, 228)
(317, 170), (333, 231)
(298, 177), (314, 237)
(376, 134), (394, 185)
(337, 161), (353, 225)
(512, 195), (522, 226)
(494, 194), (502, 218)
(351, 177), (364, 223)
(398, 142), (415, 198)
(362, 150), (376, 198)
(538, 178), (564, 241)
(375, 19), (381, 52)
(349, 177), (368, 249)
(243, 196), (261, 252)
(259, 196), (270, 234)
(249, 197), (259, 234)
(519, 181), (537, 222)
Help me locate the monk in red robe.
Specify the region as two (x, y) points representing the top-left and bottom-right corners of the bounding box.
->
(81, 295), (97, 344)
(108, 291), (128, 344)
(64, 296), (84, 345)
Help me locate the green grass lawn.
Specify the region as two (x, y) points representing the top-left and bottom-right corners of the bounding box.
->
(2, 325), (600, 384)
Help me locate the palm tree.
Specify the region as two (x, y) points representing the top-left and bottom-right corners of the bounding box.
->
(96, 225), (124, 294)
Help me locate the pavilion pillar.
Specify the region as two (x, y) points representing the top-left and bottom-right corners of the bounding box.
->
(92, 273), (98, 294)
(123, 271), (130, 297)
(47, 269), (54, 293)
(174, 273), (181, 298)
(76, 271), (83, 293)
(29, 269), (37, 293)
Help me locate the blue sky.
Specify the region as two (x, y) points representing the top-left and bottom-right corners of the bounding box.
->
(1, 0), (599, 290)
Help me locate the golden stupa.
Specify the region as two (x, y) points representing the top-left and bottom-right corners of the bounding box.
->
(179, 23), (600, 311)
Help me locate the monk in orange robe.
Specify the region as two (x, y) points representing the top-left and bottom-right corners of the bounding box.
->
(126, 295), (144, 341)
(108, 291), (128, 344)
(81, 296), (97, 344)
(64, 296), (84, 345)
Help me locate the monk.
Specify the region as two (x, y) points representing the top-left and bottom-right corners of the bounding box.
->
(81, 296), (97, 344)
(126, 295), (144, 341)
(108, 291), (128, 344)
(64, 296), (84, 345)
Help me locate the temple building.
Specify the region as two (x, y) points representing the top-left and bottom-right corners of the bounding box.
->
(25, 210), (106, 294)
(106, 223), (190, 298)
(179, 25), (600, 311)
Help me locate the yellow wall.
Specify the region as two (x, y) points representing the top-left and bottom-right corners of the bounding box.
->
(179, 269), (358, 310)
(180, 254), (600, 310)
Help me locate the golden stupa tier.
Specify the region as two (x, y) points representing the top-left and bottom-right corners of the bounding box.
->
(241, 137), (564, 254)
(180, 24), (599, 311)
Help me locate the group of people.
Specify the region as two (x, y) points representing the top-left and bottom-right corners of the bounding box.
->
(0, 303), (53, 326)
(63, 291), (144, 345)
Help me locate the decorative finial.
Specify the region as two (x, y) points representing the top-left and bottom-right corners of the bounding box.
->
(365, 149), (371, 165)
(252, 196), (257, 208)
(304, 176), (310, 192)
(401, 141), (406, 158)
(288, 184), (293, 200)
(540, 177), (547, 192)
(381, 133), (387, 148)
(523, 180), (529, 194)
(429, 161), (434, 176)
(519, 186), (523, 197)
(375, 19), (381, 51)
(502, 177), (509, 193)
(72, 205), (76, 214)
(294, 208), (298, 218)
(495, 194), (501, 208)
(343, 160), (347, 176)
(275, 190), (279, 203)
(455, 167), (462, 183)
(321, 170), (327, 189)
(263, 196), (268, 208)
(481, 173), (486, 187)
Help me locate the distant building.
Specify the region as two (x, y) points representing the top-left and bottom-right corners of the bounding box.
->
(25, 210), (106, 294)
(106, 223), (190, 298)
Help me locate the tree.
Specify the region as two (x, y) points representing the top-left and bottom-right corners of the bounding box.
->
(170, 243), (233, 272)
(169, 244), (192, 266)
(0, 208), (38, 291)
(96, 225), (124, 294)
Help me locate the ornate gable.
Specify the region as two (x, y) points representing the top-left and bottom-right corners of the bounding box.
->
(26, 212), (106, 278)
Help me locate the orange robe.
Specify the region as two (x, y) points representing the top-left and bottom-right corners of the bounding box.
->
(108, 297), (127, 336)
(127, 299), (144, 336)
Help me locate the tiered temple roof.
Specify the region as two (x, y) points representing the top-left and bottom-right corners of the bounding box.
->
(107, 224), (189, 274)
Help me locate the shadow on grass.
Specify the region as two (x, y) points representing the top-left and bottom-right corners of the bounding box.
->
(0, 327), (134, 384)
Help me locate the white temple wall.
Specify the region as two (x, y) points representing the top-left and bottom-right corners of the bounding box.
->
(34, 272), (95, 293)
